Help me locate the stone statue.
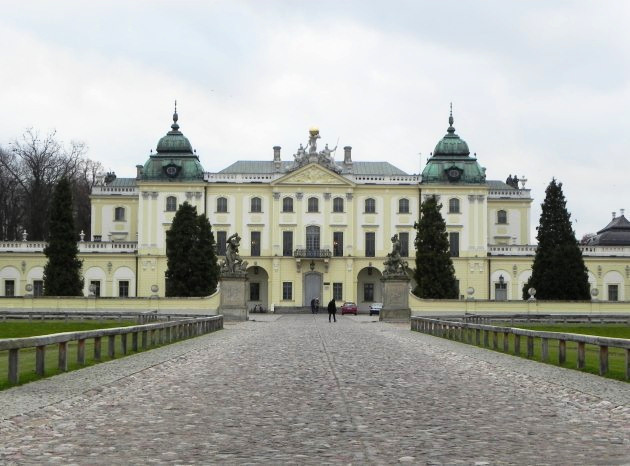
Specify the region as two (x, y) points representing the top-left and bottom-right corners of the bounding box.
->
(294, 143), (306, 161)
(383, 233), (408, 278)
(306, 128), (320, 154)
(220, 233), (248, 275)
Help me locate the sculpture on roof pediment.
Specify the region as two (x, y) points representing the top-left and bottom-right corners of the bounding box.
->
(291, 128), (341, 173)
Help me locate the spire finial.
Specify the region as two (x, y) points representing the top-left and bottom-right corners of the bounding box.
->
(171, 100), (180, 131)
(447, 102), (455, 133)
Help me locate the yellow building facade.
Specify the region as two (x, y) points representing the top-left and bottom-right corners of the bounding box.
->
(1, 109), (629, 309)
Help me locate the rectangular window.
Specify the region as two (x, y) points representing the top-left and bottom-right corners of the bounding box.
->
(250, 282), (260, 301)
(365, 232), (375, 257)
(399, 232), (409, 257)
(608, 284), (619, 302)
(90, 280), (101, 297)
(33, 280), (44, 297)
(119, 280), (129, 298)
(333, 231), (344, 257)
(283, 231), (293, 256)
(449, 232), (460, 257)
(5, 280), (15, 297)
(251, 231), (261, 256)
(282, 282), (292, 300)
(333, 283), (343, 301)
(363, 283), (374, 302)
(216, 231), (227, 256)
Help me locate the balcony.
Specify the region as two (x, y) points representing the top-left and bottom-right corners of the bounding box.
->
(293, 248), (332, 258)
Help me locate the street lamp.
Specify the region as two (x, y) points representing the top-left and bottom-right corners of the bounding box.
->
(499, 275), (504, 285)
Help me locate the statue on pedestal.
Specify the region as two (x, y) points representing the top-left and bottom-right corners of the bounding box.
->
(383, 234), (408, 278)
(220, 233), (248, 275)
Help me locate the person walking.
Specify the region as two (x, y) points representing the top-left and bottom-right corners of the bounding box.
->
(327, 298), (337, 322)
(310, 298), (316, 314)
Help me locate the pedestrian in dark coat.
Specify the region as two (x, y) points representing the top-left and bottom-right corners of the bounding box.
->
(311, 298), (316, 314)
(327, 298), (337, 322)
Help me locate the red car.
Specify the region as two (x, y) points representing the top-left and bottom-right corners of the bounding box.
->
(341, 302), (358, 315)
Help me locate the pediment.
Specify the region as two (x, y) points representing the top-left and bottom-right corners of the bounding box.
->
(273, 164), (354, 186)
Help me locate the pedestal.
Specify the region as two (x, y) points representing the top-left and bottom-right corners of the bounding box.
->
(380, 276), (411, 321)
(219, 275), (249, 321)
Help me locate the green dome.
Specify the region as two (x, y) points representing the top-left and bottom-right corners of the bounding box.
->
(421, 110), (485, 184)
(156, 111), (194, 154)
(433, 113), (470, 156)
(140, 107), (205, 182)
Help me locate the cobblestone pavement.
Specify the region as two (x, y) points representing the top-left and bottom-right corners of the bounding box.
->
(1, 314), (629, 464)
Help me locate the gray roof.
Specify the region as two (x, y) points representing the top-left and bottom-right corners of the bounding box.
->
(487, 180), (517, 190)
(107, 177), (137, 187)
(585, 215), (630, 246)
(218, 160), (409, 176)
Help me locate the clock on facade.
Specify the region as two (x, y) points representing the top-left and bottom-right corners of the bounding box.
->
(163, 163), (181, 179)
(445, 166), (462, 182)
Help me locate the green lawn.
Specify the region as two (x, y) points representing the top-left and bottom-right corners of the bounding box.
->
(0, 320), (150, 390)
(457, 324), (630, 382)
(0, 319), (136, 338)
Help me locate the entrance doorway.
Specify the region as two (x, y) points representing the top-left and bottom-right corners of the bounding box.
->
(303, 272), (322, 307)
(495, 282), (507, 301)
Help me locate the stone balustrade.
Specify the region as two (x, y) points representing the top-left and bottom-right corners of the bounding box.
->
(411, 316), (630, 379)
(1, 314), (223, 385)
(0, 241), (138, 253)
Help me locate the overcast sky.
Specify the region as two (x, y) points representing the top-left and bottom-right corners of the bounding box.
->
(2, 1), (629, 240)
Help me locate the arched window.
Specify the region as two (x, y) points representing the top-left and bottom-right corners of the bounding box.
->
(365, 198), (376, 213)
(398, 198), (409, 214)
(333, 197), (344, 213)
(114, 207), (125, 221)
(448, 198), (460, 214)
(307, 197), (319, 213)
(165, 197), (177, 212)
(251, 197), (262, 213)
(217, 197), (228, 213)
(282, 197), (293, 212)
(497, 210), (507, 224)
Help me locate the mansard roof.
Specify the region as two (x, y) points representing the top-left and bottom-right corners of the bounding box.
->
(218, 160), (409, 176)
(585, 214), (630, 246)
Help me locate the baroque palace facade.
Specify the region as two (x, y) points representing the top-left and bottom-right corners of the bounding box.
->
(1, 108), (630, 309)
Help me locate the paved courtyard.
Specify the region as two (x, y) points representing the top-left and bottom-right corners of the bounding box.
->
(0, 314), (629, 464)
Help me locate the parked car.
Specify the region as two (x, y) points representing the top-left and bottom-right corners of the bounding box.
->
(369, 302), (383, 316)
(341, 302), (358, 315)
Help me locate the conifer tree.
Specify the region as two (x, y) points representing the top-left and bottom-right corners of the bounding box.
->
(165, 202), (219, 297)
(43, 178), (83, 295)
(523, 179), (590, 300)
(413, 196), (458, 298)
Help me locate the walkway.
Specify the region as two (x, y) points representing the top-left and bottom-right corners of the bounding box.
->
(0, 315), (629, 464)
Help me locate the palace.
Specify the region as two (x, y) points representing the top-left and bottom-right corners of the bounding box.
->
(1, 108), (629, 309)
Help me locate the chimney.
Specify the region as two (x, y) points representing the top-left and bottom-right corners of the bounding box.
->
(344, 146), (352, 165)
(136, 165), (143, 180)
(621, 208), (625, 217)
(612, 211), (616, 219)
(273, 146), (282, 171)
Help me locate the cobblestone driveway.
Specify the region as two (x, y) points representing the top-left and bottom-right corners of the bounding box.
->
(1, 314), (629, 464)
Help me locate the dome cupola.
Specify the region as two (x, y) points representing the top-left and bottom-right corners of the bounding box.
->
(421, 105), (485, 185)
(140, 102), (205, 182)
(432, 108), (471, 156)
